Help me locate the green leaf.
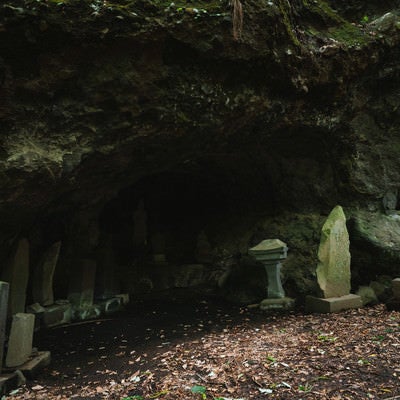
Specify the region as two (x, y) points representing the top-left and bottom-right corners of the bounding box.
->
(191, 386), (207, 394)
(121, 396), (144, 400)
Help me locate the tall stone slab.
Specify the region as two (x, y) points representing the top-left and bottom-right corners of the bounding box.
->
(95, 239), (120, 299)
(1, 239), (29, 316)
(0, 282), (9, 372)
(68, 259), (96, 308)
(5, 313), (35, 368)
(32, 241), (61, 306)
(316, 206), (351, 298)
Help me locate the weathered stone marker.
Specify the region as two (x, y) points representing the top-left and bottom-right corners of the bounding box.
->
(392, 278), (400, 299)
(306, 206), (362, 313)
(150, 232), (166, 263)
(32, 241), (61, 306)
(95, 237), (119, 300)
(5, 313), (35, 368)
(316, 205), (351, 298)
(249, 239), (294, 310)
(68, 259), (96, 309)
(0, 281), (10, 372)
(1, 239), (29, 316)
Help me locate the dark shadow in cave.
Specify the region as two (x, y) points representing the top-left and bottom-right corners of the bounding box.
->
(96, 158), (276, 300)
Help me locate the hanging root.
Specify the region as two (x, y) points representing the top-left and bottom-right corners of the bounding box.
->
(230, 0), (243, 41)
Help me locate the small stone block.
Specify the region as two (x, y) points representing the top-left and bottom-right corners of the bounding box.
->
(26, 303), (45, 314)
(76, 305), (101, 321)
(105, 297), (122, 314)
(0, 373), (20, 396)
(19, 351), (51, 379)
(43, 304), (71, 327)
(153, 254), (166, 263)
(305, 294), (362, 313)
(260, 297), (295, 311)
(115, 293), (129, 305)
(392, 278), (400, 299)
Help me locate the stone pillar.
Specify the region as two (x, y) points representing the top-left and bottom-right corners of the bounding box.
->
(32, 241), (61, 306)
(150, 232), (166, 263)
(95, 238), (120, 299)
(264, 262), (285, 298)
(5, 313), (35, 368)
(316, 205), (351, 298)
(68, 259), (96, 309)
(1, 238), (29, 316)
(0, 281), (9, 372)
(306, 205), (362, 313)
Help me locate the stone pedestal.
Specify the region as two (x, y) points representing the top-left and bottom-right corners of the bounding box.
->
(5, 313), (35, 368)
(32, 241), (61, 306)
(260, 297), (295, 311)
(1, 239), (29, 316)
(20, 351), (51, 379)
(0, 282), (9, 372)
(305, 294), (362, 313)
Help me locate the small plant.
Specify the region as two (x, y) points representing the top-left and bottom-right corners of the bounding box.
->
(191, 385), (207, 400)
(361, 15), (369, 24)
(266, 354), (277, 363)
(317, 333), (337, 342)
(298, 383), (313, 393)
(372, 334), (385, 342)
(121, 396), (144, 400)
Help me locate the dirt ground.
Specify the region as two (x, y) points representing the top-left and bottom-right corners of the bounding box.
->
(6, 295), (400, 400)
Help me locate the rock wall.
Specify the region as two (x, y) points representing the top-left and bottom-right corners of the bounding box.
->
(0, 0), (400, 304)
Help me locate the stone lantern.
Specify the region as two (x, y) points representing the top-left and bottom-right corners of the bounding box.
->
(249, 239), (294, 310)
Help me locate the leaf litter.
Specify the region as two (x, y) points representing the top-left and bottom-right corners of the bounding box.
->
(7, 301), (400, 400)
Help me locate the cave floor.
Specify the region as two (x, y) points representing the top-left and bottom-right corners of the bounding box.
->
(10, 298), (400, 400)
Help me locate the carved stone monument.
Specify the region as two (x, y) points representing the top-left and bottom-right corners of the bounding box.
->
(150, 232), (166, 264)
(306, 206), (362, 313)
(68, 259), (97, 319)
(249, 239), (294, 310)
(1, 238), (29, 316)
(5, 313), (35, 368)
(32, 241), (61, 306)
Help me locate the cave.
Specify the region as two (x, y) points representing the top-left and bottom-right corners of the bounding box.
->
(2, 0), (400, 396)
(32, 153), (277, 308)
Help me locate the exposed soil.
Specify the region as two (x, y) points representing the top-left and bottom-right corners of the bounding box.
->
(8, 297), (400, 400)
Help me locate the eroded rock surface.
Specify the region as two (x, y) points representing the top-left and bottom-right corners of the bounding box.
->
(0, 0), (400, 303)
